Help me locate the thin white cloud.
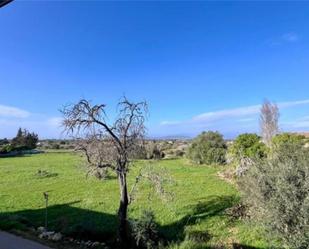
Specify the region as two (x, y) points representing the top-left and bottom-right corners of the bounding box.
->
(284, 116), (309, 129)
(282, 32), (300, 42)
(47, 117), (62, 127)
(192, 105), (260, 122)
(161, 99), (309, 127)
(267, 32), (300, 46)
(157, 99), (309, 138)
(0, 104), (30, 118)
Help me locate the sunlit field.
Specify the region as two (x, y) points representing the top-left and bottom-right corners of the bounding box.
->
(0, 152), (272, 248)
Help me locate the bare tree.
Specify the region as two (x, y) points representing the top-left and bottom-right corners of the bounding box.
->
(260, 99), (279, 146)
(61, 97), (147, 245)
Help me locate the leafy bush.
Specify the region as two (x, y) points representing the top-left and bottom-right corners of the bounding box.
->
(132, 210), (159, 249)
(0, 144), (14, 154)
(0, 138), (9, 146)
(239, 142), (309, 248)
(228, 133), (267, 163)
(187, 131), (227, 165)
(271, 133), (306, 149)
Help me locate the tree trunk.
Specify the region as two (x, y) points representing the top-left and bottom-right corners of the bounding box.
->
(117, 170), (129, 247)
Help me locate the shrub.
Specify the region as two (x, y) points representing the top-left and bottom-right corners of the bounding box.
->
(129, 144), (148, 160)
(239, 142), (309, 248)
(0, 138), (9, 146)
(0, 144), (14, 154)
(271, 133), (306, 149)
(228, 133), (267, 163)
(51, 143), (60, 150)
(147, 143), (164, 160)
(132, 210), (159, 249)
(187, 131), (227, 165)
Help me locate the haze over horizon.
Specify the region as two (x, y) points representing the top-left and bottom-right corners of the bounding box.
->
(1, 1), (309, 139)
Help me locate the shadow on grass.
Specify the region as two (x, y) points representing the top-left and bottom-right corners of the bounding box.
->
(0, 197), (274, 248)
(160, 195), (238, 241)
(0, 201), (116, 242)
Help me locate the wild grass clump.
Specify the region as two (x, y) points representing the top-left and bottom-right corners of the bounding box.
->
(131, 210), (159, 249)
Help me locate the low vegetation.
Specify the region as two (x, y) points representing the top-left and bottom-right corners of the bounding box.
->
(239, 141), (309, 248)
(187, 131), (227, 165)
(1, 99), (308, 248)
(0, 152), (270, 248)
(228, 133), (267, 163)
(0, 128), (38, 155)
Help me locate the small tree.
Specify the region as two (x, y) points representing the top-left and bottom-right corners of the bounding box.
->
(187, 131), (227, 165)
(260, 100), (279, 146)
(62, 97), (148, 245)
(229, 133), (267, 162)
(11, 128), (38, 150)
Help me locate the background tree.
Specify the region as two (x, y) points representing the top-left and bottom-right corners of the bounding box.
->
(228, 133), (267, 162)
(0, 138), (9, 146)
(187, 131), (227, 165)
(62, 97), (147, 245)
(260, 100), (279, 146)
(11, 128), (38, 150)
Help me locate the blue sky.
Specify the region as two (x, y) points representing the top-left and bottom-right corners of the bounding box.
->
(0, 1), (309, 139)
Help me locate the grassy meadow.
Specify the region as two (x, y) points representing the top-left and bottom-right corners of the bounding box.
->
(0, 152), (271, 248)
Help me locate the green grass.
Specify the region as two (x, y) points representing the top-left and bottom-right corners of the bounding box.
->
(0, 152), (271, 248)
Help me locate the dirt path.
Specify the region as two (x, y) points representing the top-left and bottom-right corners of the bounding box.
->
(0, 231), (52, 249)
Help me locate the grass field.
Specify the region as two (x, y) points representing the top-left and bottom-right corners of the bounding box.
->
(0, 152), (271, 248)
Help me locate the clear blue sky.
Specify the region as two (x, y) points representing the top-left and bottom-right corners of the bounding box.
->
(1, 1), (309, 139)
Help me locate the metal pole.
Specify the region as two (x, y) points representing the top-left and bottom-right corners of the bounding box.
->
(43, 192), (49, 231)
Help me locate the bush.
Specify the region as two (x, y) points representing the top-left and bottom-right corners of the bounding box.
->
(228, 133), (267, 163)
(0, 138), (9, 146)
(51, 143), (60, 150)
(271, 133), (306, 149)
(0, 144), (14, 154)
(132, 210), (159, 249)
(187, 131), (227, 165)
(147, 143), (164, 160)
(239, 142), (309, 248)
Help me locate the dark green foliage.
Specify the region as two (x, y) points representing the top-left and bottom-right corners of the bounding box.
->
(147, 143), (164, 160)
(129, 144), (148, 160)
(239, 142), (309, 248)
(0, 138), (9, 146)
(11, 128), (38, 150)
(132, 210), (159, 249)
(187, 131), (227, 165)
(0, 214), (32, 231)
(186, 230), (211, 243)
(229, 133), (267, 162)
(36, 169), (58, 178)
(0, 144), (14, 154)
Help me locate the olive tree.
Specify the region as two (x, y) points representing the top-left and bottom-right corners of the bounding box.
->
(62, 97), (147, 245)
(239, 142), (309, 248)
(187, 131), (227, 165)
